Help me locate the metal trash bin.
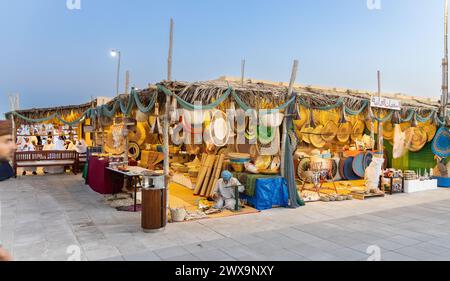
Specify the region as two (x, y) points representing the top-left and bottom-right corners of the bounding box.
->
(141, 175), (167, 232)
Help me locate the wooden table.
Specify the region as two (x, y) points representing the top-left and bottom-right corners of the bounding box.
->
(106, 166), (163, 212)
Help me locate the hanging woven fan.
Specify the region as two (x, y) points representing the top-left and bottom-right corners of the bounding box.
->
(318, 109), (340, 126)
(301, 125), (314, 144)
(128, 122), (147, 146)
(399, 122), (411, 132)
(365, 119), (378, 134)
(310, 125), (326, 148)
(297, 158), (312, 182)
(351, 120), (365, 141)
(405, 127), (427, 152)
(322, 121), (338, 142)
(432, 127), (450, 158)
(128, 142), (141, 160)
(337, 123), (352, 143)
(296, 105), (308, 128)
(383, 122), (394, 141)
(418, 122), (437, 142)
(258, 126), (276, 145)
(259, 128), (280, 156)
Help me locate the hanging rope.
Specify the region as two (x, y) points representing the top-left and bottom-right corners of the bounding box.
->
(157, 84), (232, 111)
(298, 96), (344, 111)
(415, 110), (436, 123)
(133, 89), (157, 113)
(344, 100), (369, 116)
(373, 110), (394, 123)
(12, 112), (58, 123)
(399, 109), (416, 123)
(119, 94), (135, 116)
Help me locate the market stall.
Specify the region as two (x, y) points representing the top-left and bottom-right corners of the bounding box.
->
(5, 76), (450, 223)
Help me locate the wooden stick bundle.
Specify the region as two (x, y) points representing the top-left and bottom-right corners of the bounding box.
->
(206, 153), (225, 198)
(199, 155), (216, 196)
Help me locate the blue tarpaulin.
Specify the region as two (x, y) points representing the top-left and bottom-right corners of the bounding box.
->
(243, 177), (289, 211)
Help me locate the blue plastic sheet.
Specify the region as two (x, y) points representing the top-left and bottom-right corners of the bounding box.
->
(243, 177), (289, 211)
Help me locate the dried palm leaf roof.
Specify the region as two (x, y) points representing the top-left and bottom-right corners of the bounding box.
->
(146, 77), (443, 111)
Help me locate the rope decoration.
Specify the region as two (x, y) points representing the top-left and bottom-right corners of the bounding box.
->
(10, 84), (448, 129)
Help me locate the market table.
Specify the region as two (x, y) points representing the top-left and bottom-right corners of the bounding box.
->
(404, 179), (438, 193)
(106, 166), (163, 212)
(86, 156), (124, 195)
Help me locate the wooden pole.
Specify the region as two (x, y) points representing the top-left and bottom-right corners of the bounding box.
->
(125, 70), (130, 95)
(377, 70), (384, 154)
(167, 18), (174, 82)
(281, 60), (299, 177)
(241, 59), (246, 86)
(164, 18), (173, 177)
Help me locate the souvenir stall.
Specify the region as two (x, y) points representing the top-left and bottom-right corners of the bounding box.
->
(290, 86), (450, 201)
(80, 79), (306, 222)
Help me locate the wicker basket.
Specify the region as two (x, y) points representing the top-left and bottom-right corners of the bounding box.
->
(170, 208), (187, 222)
(231, 163), (245, 173)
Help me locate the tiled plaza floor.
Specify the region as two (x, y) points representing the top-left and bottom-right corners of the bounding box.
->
(2, 174), (450, 261)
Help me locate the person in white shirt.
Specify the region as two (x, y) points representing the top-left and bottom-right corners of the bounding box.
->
(212, 170), (244, 210)
(75, 139), (87, 154)
(45, 136), (65, 174)
(19, 137), (37, 176)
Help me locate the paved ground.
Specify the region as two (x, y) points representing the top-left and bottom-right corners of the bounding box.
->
(2, 174), (450, 261)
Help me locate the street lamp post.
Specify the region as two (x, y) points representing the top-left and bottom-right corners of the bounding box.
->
(111, 50), (121, 97)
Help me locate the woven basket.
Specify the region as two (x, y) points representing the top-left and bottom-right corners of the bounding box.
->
(170, 208), (187, 222)
(231, 163), (245, 172)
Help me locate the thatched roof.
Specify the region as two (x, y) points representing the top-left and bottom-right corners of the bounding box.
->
(5, 77), (446, 123)
(141, 77), (443, 112)
(4, 100), (95, 124)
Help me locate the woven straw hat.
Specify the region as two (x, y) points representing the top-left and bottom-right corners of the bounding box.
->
(337, 123), (352, 143)
(405, 127), (427, 152)
(322, 121), (338, 142)
(310, 125), (326, 148)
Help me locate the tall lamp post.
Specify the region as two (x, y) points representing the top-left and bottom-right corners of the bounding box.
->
(110, 50), (121, 97)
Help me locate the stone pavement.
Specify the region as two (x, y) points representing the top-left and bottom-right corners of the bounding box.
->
(2, 174), (450, 261)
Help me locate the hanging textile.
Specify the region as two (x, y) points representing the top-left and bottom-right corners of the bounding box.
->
(283, 102), (304, 208)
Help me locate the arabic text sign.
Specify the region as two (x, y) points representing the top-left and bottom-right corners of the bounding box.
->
(370, 97), (401, 111)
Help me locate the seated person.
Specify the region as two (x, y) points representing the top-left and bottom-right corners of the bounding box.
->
(212, 170), (244, 210)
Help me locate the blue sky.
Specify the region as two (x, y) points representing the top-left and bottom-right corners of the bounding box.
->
(0, 0), (446, 116)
